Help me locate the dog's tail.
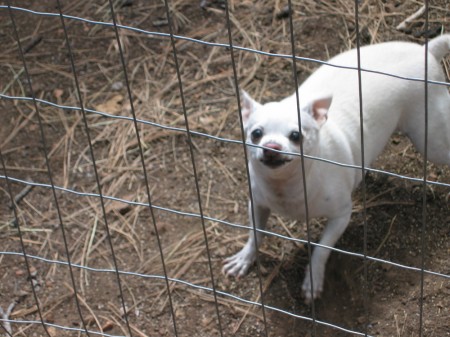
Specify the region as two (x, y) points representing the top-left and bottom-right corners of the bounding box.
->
(427, 34), (450, 60)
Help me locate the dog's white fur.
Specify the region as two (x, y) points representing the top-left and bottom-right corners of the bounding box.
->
(222, 35), (450, 302)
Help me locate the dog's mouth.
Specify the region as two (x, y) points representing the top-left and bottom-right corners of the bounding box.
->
(260, 157), (292, 168)
(257, 142), (294, 169)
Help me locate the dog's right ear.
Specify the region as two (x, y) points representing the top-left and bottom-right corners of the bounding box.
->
(240, 90), (261, 126)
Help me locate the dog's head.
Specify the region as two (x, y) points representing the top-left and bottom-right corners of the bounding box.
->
(240, 90), (332, 172)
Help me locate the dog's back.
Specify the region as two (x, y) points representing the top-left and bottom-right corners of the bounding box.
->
(298, 35), (450, 167)
(399, 35), (450, 165)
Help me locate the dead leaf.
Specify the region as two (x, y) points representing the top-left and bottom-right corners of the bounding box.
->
(95, 95), (124, 114)
(105, 193), (134, 214)
(53, 88), (64, 99)
(47, 327), (57, 337)
(122, 101), (132, 114)
(102, 321), (114, 332)
(150, 222), (167, 235)
(199, 116), (214, 125)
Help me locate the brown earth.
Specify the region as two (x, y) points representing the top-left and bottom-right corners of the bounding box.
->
(0, 1), (449, 337)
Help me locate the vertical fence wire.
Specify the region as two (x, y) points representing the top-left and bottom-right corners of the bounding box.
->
(105, 1), (179, 335)
(223, 1), (270, 335)
(54, 0), (133, 335)
(353, 1), (370, 336)
(161, 0), (224, 335)
(0, 2), (446, 337)
(0, 150), (51, 337)
(419, 1), (430, 336)
(5, 3), (91, 337)
(285, 1), (317, 335)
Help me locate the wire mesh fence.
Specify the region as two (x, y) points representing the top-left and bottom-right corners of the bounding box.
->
(0, 1), (449, 336)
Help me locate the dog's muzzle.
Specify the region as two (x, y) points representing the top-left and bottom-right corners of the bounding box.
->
(260, 143), (291, 168)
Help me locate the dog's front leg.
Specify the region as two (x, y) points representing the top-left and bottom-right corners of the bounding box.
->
(301, 209), (352, 302)
(222, 201), (270, 278)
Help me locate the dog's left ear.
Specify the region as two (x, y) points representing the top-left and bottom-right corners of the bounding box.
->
(308, 96), (332, 127)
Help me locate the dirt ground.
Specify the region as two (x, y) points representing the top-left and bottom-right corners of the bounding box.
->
(0, 1), (449, 336)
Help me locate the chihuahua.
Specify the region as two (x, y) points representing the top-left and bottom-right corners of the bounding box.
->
(223, 35), (450, 302)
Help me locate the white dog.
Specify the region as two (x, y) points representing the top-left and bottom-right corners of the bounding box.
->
(223, 35), (450, 302)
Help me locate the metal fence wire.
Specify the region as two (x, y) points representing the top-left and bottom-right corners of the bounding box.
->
(1, 1), (449, 337)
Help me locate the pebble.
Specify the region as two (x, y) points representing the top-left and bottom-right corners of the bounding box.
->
(111, 81), (124, 91)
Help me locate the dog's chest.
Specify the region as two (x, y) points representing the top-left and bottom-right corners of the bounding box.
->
(259, 180), (307, 219)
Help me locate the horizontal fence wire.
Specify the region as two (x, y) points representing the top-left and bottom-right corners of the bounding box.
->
(1, 93), (449, 190)
(1, 5), (449, 88)
(1, 3), (449, 337)
(0, 176), (449, 281)
(0, 251), (376, 337)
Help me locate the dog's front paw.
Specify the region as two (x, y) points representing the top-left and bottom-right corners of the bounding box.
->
(301, 264), (325, 303)
(222, 247), (255, 278)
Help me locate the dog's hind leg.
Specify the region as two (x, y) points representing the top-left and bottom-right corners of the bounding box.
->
(401, 86), (450, 166)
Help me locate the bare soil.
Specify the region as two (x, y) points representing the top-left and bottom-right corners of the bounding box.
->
(0, 1), (449, 337)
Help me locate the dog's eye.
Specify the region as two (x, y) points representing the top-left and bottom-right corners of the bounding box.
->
(289, 131), (301, 142)
(251, 129), (263, 142)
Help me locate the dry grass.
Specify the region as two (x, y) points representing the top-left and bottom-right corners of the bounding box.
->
(0, 0), (449, 336)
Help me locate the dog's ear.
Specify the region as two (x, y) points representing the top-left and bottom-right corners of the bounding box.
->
(240, 90), (261, 125)
(308, 96), (332, 127)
